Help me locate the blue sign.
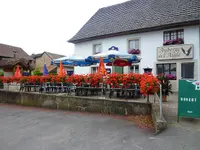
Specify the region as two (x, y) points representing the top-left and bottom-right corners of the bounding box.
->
(106, 68), (111, 74)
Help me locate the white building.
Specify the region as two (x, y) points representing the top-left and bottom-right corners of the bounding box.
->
(68, 0), (200, 91)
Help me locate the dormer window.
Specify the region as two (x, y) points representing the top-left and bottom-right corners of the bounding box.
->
(163, 29), (184, 45)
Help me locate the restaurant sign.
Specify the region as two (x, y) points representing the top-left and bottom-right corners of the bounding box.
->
(178, 80), (200, 122)
(157, 44), (193, 60)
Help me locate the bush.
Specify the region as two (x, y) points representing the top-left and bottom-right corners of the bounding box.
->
(0, 69), (4, 76)
(32, 69), (43, 76)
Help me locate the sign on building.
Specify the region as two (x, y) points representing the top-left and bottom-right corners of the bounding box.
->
(178, 80), (200, 122)
(157, 44), (193, 60)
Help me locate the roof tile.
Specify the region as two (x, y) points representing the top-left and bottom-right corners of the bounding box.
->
(68, 0), (200, 43)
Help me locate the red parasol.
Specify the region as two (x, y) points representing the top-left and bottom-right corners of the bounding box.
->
(97, 57), (107, 75)
(106, 59), (132, 67)
(14, 65), (22, 78)
(58, 61), (66, 76)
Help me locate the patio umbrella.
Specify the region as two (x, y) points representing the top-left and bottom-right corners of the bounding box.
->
(58, 61), (66, 76)
(92, 49), (132, 60)
(106, 59), (132, 67)
(53, 55), (86, 63)
(52, 55), (93, 67)
(87, 46), (141, 73)
(97, 57), (107, 75)
(14, 65), (22, 78)
(106, 55), (141, 67)
(43, 64), (48, 76)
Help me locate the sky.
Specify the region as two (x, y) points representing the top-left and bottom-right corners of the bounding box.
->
(0, 0), (127, 56)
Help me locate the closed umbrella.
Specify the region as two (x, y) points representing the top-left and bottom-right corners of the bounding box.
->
(14, 65), (22, 78)
(43, 64), (48, 76)
(58, 61), (66, 76)
(97, 57), (107, 75)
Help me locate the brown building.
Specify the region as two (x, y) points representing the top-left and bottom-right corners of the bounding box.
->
(0, 43), (35, 76)
(32, 51), (66, 73)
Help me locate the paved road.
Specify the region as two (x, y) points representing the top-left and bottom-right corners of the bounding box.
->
(0, 104), (200, 150)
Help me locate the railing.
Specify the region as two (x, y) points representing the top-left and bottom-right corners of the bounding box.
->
(153, 83), (163, 120)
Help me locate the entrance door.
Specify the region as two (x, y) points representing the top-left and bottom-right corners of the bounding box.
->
(114, 66), (123, 74)
(181, 62), (194, 79)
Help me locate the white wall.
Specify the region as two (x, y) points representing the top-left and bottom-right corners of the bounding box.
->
(74, 25), (200, 78)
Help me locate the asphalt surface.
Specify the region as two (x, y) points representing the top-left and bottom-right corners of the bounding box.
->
(0, 104), (200, 150)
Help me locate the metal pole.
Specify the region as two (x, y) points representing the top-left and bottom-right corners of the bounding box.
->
(112, 61), (114, 73)
(159, 83), (163, 120)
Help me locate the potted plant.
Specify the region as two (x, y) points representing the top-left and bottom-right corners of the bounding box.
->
(140, 73), (160, 102)
(157, 74), (173, 102)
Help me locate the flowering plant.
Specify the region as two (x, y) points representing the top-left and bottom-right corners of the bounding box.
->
(67, 74), (85, 86)
(163, 38), (184, 45)
(157, 74), (172, 96)
(122, 73), (142, 88)
(2, 77), (13, 84)
(140, 73), (160, 96)
(105, 73), (124, 88)
(166, 74), (176, 80)
(128, 49), (140, 54)
(85, 73), (103, 87)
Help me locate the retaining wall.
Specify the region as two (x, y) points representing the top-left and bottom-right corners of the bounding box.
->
(0, 90), (151, 115)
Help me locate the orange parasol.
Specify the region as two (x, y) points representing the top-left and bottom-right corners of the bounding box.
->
(97, 57), (107, 75)
(58, 61), (66, 76)
(14, 65), (22, 78)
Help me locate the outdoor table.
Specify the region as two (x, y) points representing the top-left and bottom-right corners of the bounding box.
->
(75, 87), (104, 96)
(122, 88), (140, 99)
(20, 83), (41, 92)
(108, 88), (122, 99)
(108, 87), (140, 99)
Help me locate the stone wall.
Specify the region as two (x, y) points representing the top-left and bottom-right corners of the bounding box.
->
(0, 90), (151, 116)
(151, 103), (167, 134)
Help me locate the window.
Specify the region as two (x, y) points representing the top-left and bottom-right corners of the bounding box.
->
(93, 44), (102, 54)
(128, 39), (140, 50)
(163, 29), (184, 44)
(156, 63), (176, 80)
(181, 62), (194, 79)
(129, 65), (139, 73)
(164, 29), (184, 41)
(91, 67), (97, 74)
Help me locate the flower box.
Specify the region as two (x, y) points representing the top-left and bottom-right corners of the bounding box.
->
(128, 49), (140, 54)
(163, 38), (184, 46)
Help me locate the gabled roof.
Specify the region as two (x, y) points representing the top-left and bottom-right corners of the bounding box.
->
(68, 0), (200, 43)
(0, 58), (35, 70)
(0, 43), (32, 60)
(32, 51), (65, 60)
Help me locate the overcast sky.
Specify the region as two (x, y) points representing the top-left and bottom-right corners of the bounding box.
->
(0, 0), (127, 56)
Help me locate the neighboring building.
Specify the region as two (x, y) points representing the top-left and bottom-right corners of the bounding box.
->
(32, 51), (73, 74)
(0, 43), (35, 76)
(32, 51), (65, 73)
(68, 0), (200, 91)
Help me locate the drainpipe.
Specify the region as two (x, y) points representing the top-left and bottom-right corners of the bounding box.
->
(199, 22), (200, 80)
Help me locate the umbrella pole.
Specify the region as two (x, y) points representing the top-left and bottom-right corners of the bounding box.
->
(112, 61), (114, 73)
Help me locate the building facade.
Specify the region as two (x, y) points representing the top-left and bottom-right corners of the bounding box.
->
(32, 51), (65, 73)
(68, 0), (200, 91)
(74, 25), (200, 91)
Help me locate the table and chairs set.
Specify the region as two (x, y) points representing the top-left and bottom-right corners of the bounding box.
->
(19, 82), (141, 99)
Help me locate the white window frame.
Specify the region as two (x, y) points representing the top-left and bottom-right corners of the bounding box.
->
(93, 44), (102, 54)
(128, 38), (140, 49)
(181, 62), (195, 80)
(91, 66), (98, 74)
(129, 64), (140, 74)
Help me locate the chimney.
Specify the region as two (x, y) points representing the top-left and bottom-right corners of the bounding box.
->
(13, 50), (17, 58)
